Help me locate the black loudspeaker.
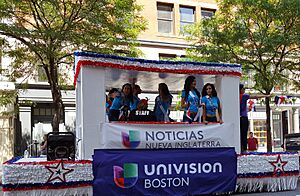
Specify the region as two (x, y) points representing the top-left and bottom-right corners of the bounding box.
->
(47, 132), (75, 161)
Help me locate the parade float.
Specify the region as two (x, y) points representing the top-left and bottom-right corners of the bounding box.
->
(2, 51), (299, 195)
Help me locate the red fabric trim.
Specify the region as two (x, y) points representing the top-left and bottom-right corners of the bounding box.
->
(3, 157), (14, 164)
(238, 153), (297, 157)
(10, 160), (92, 165)
(74, 60), (242, 86)
(74, 60), (82, 87)
(111, 121), (219, 125)
(240, 93), (243, 104)
(3, 184), (91, 192)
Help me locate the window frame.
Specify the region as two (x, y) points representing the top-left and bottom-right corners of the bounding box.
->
(201, 8), (216, 19)
(157, 3), (174, 34)
(179, 6), (195, 33)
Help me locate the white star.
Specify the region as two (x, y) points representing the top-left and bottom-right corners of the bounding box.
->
(45, 161), (74, 182)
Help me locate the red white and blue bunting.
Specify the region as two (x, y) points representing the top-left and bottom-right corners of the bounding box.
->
(2, 157), (92, 195)
(2, 152), (298, 195)
(73, 51), (242, 86)
(274, 95), (293, 105)
(237, 152), (299, 192)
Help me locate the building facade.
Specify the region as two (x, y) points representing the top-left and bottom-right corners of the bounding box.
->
(135, 0), (300, 152)
(0, 0), (299, 163)
(137, 0), (217, 60)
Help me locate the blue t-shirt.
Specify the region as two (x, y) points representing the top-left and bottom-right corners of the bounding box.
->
(201, 96), (220, 116)
(154, 95), (172, 121)
(110, 95), (131, 110)
(240, 94), (250, 117)
(130, 96), (140, 111)
(181, 90), (200, 113)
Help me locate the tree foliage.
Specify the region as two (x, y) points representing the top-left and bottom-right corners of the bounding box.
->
(186, 0), (300, 151)
(0, 0), (146, 131)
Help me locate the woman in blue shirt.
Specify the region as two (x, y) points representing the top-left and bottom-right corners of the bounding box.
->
(181, 76), (202, 123)
(109, 83), (133, 121)
(131, 84), (142, 111)
(154, 83), (173, 122)
(201, 83), (223, 124)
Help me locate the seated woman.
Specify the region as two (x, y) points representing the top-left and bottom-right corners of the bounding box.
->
(154, 83), (173, 122)
(131, 84), (142, 111)
(129, 98), (156, 122)
(106, 88), (119, 116)
(201, 83), (223, 124)
(109, 83), (133, 121)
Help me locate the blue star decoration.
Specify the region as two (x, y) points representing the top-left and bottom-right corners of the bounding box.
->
(268, 154), (288, 175)
(45, 161), (74, 183)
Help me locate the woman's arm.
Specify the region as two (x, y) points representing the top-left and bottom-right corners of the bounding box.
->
(249, 94), (271, 99)
(202, 104), (207, 124)
(218, 102), (223, 124)
(181, 97), (189, 108)
(40, 141), (47, 150)
(153, 97), (158, 113)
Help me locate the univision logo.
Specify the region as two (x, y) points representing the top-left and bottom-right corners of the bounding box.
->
(122, 130), (140, 148)
(113, 163), (138, 188)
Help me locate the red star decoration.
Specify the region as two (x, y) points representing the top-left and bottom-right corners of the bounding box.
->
(45, 161), (74, 182)
(269, 154), (288, 175)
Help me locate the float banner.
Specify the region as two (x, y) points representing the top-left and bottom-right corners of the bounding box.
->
(102, 123), (234, 149)
(93, 148), (237, 195)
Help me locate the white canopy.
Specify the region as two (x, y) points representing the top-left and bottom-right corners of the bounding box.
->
(74, 51), (241, 159)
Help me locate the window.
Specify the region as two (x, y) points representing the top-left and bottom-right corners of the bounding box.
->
(180, 6), (195, 33)
(159, 53), (176, 60)
(157, 3), (174, 34)
(32, 104), (64, 124)
(201, 8), (215, 19)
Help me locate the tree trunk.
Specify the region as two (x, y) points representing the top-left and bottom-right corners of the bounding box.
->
(46, 56), (63, 132)
(265, 96), (272, 152)
(51, 85), (63, 132)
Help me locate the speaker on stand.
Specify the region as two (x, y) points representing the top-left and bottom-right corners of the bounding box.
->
(47, 132), (75, 161)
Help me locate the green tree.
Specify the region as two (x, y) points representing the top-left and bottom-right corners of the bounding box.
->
(0, 0), (146, 131)
(186, 0), (300, 152)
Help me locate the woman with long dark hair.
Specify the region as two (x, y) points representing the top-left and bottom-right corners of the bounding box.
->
(154, 83), (173, 122)
(201, 83), (223, 124)
(109, 83), (133, 121)
(181, 76), (202, 123)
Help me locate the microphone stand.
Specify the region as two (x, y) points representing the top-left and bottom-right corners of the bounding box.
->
(26, 140), (38, 157)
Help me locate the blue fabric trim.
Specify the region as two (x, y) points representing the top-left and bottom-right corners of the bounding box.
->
(3, 180), (92, 189)
(5, 156), (23, 164)
(238, 170), (299, 178)
(5, 156), (45, 164)
(74, 51), (241, 68)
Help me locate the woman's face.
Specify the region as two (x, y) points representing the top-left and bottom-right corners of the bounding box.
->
(123, 85), (131, 96)
(206, 85), (212, 96)
(190, 79), (196, 89)
(111, 92), (118, 99)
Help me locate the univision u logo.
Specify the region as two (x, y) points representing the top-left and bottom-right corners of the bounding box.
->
(113, 163), (138, 188)
(122, 130), (140, 148)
